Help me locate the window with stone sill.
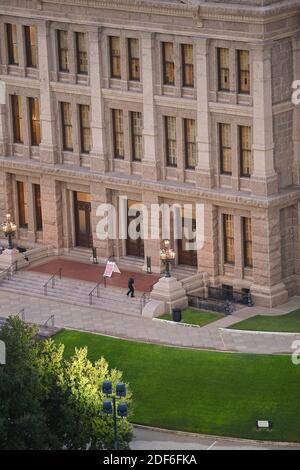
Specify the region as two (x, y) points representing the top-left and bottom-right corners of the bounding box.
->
(162, 42), (175, 86)
(128, 38), (140, 82)
(11, 95), (23, 144)
(17, 181), (28, 229)
(110, 36), (121, 79)
(61, 102), (73, 151)
(131, 111), (143, 161)
(238, 50), (250, 94)
(184, 118), (196, 169)
(29, 97), (41, 147)
(165, 116), (177, 167)
(33, 184), (43, 231)
(76, 32), (88, 75)
(112, 109), (124, 159)
(239, 125), (252, 178)
(79, 104), (91, 154)
(217, 48), (230, 92)
(182, 44), (194, 88)
(223, 214), (235, 265)
(25, 26), (37, 68)
(243, 217), (253, 268)
(219, 123), (232, 175)
(57, 30), (69, 73)
(6, 24), (19, 66)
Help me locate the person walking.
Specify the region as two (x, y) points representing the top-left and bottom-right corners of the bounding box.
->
(127, 277), (135, 298)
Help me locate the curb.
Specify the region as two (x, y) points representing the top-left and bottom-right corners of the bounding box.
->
(132, 424), (300, 448)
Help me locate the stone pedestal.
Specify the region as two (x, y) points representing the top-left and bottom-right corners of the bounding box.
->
(0, 249), (22, 270)
(150, 276), (188, 313)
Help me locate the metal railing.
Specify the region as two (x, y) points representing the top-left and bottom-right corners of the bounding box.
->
(188, 294), (235, 315)
(43, 268), (62, 296)
(1, 260), (19, 281)
(89, 277), (106, 305)
(208, 286), (253, 307)
(43, 315), (55, 328)
(140, 283), (156, 314)
(18, 308), (25, 321)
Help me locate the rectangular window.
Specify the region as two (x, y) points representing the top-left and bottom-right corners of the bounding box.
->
(33, 184), (43, 231)
(131, 111), (143, 161)
(11, 95), (23, 144)
(239, 126), (252, 177)
(223, 214), (235, 265)
(238, 50), (250, 94)
(165, 116), (177, 167)
(163, 42), (175, 86)
(6, 24), (18, 65)
(184, 119), (196, 169)
(182, 44), (194, 88)
(79, 104), (91, 154)
(113, 109), (124, 159)
(57, 30), (69, 72)
(219, 123), (232, 175)
(218, 48), (230, 92)
(17, 181), (28, 229)
(61, 102), (73, 151)
(76, 32), (88, 74)
(24, 26), (37, 68)
(110, 36), (121, 79)
(128, 38), (140, 81)
(29, 97), (41, 146)
(243, 217), (253, 268)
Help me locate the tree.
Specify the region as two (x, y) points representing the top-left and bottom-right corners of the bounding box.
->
(0, 316), (133, 450)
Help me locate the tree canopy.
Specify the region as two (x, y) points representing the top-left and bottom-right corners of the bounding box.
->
(0, 316), (133, 450)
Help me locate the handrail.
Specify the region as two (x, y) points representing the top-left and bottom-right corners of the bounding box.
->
(89, 277), (107, 305)
(43, 314), (55, 328)
(140, 282), (156, 314)
(43, 268), (62, 296)
(18, 308), (25, 321)
(2, 260), (19, 280)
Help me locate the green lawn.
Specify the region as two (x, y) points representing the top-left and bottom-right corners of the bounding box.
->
(54, 330), (300, 443)
(159, 308), (224, 327)
(229, 309), (300, 333)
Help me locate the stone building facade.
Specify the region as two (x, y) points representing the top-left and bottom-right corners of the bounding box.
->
(0, 0), (299, 307)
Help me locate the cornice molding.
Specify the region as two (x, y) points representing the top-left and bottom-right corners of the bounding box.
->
(0, 156), (299, 210)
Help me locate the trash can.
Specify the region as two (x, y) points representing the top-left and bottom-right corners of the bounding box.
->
(172, 308), (182, 323)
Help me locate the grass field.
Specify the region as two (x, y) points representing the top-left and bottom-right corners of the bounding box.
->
(229, 309), (300, 333)
(159, 308), (224, 327)
(54, 330), (300, 443)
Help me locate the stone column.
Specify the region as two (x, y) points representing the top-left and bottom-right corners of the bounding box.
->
(251, 45), (278, 196)
(90, 183), (114, 262)
(142, 190), (163, 274)
(195, 38), (214, 189)
(38, 21), (58, 164)
(234, 215), (243, 281)
(197, 204), (218, 281)
(89, 28), (107, 173)
(40, 176), (63, 250)
(292, 35), (300, 185)
(251, 208), (288, 307)
(142, 33), (160, 181)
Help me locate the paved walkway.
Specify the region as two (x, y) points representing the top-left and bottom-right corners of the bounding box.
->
(0, 288), (299, 354)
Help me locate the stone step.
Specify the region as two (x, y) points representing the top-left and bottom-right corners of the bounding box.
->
(0, 274), (142, 316)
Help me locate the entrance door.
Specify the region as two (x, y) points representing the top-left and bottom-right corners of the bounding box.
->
(74, 192), (93, 248)
(178, 218), (197, 267)
(126, 200), (144, 258)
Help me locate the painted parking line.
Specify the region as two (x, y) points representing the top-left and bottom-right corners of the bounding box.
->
(207, 441), (217, 450)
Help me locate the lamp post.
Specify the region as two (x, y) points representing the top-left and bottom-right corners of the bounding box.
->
(2, 214), (17, 250)
(102, 380), (128, 450)
(160, 239), (176, 278)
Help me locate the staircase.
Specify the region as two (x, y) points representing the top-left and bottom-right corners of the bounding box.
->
(63, 247), (93, 263)
(0, 271), (142, 317)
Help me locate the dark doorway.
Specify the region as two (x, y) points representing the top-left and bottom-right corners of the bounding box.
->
(126, 200), (144, 258)
(178, 218), (197, 267)
(74, 192), (92, 248)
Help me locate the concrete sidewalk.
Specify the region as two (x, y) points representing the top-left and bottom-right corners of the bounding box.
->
(0, 289), (299, 354)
